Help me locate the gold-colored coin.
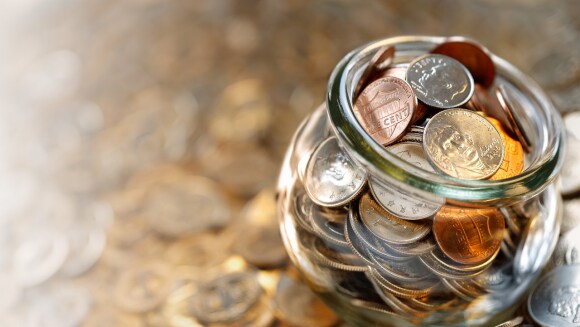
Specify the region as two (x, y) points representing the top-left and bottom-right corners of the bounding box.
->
(486, 117), (524, 180)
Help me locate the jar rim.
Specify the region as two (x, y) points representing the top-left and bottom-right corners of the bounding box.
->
(326, 35), (565, 203)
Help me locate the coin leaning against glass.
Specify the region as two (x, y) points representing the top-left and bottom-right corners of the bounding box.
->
(424, 108), (504, 180)
(528, 264), (580, 327)
(406, 54), (474, 109)
(353, 76), (417, 146)
(304, 136), (367, 207)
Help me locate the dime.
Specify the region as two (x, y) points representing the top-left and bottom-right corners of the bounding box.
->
(431, 38), (495, 88)
(424, 109), (504, 180)
(433, 206), (505, 265)
(486, 117), (525, 180)
(304, 136), (367, 207)
(406, 54), (474, 109)
(355, 46), (395, 100)
(528, 264), (580, 327)
(495, 84), (532, 153)
(273, 275), (339, 327)
(358, 193), (431, 245)
(190, 271), (263, 324)
(369, 143), (442, 220)
(353, 76), (417, 146)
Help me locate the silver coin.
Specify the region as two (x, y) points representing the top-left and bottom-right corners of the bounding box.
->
(291, 183), (316, 234)
(474, 263), (513, 292)
(429, 248), (496, 273)
(367, 268), (436, 301)
(191, 271), (263, 324)
(560, 135), (580, 196)
(304, 136), (367, 207)
(424, 108), (504, 180)
(528, 264), (580, 327)
(369, 143), (442, 220)
(419, 253), (486, 280)
(359, 193), (431, 245)
(562, 198), (580, 235)
(367, 251), (432, 283)
(406, 54), (474, 109)
(13, 233), (69, 288)
(343, 216), (374, 266)
(385, 236), (437, 256)
(310, 237), (368, 272)
(310, 203), (349, 247)
(551, 226), (580, 268)
(441, 278), (484, 301)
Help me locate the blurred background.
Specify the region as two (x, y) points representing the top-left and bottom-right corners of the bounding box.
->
(0, 0), (578, 325)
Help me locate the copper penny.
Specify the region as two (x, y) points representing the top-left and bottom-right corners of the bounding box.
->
(354, 46), (395, 100)
(495, 84), (532, 153)
(353, 76), (416, 146)
(431, 37), (495, 88)
(486, 117), (524, 180)
(433, 206), (505, 265)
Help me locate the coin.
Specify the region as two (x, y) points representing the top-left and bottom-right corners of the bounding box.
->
(114, 261), (173, 313)
(406, 54), (474, 109)
(344, 217), (374, 266)
(560, 136), (580, 196)
(304, 136), (367, 207)
(233, 226), (288, 269)
(310, 237), (368, 272)
(528, 264), (580, 327)
(474, 263), (513, 291)
(310, 203), (349, 247)
(431, 38), (495, 88)
(418, 253), (486, 280)
(424, 108), (504, 180)
(190, 271), (263, 324)
(353, 76), (417, 146)
(433, 206), (505, 265)
(551, 226), (580, 268)
(495, 84), (532, 153)
(273, 274), (339, 327)
(367, 268), (436, 300)
(355, 46), (395, 100)
(358, 193), (431, 245)
(485, 116), (525, 180)
(429, 248), (496, 273)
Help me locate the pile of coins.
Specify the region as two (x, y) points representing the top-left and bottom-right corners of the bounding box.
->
(285, 38), (544, 325)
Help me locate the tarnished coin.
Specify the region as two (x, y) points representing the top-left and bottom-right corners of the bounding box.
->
(433, 206), (505, 265)
(424, 109), (504, 180)
(431, 37), (495, 88)
(273, 275), (339, 327)
(354, 46), (395, 100)
(486, 116), (525, 180)
(359, 193), (431, 245)
(190, 271), (263, 324)
(406, 54), (474, 109)
(528, 264), (580, 327)
(495, 84), (532, 153)
(353, 76), (417, 146)
(369, 142), (442, 220)
(304, 136), (366, 207)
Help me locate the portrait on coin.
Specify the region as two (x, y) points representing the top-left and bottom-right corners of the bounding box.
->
(427, 124), (495, 178)
(547, 286), (580, 324)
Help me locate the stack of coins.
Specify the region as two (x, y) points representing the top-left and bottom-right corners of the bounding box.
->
(290, 37), (540, 325)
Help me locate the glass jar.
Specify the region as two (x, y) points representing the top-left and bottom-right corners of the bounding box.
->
(277, 36), (564, 326)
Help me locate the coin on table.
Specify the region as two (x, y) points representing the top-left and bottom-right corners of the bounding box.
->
(528, 264), (580, 327)
(369, 142), (442, 220)
(551, 225), (580, 268)
(273, 275), (339, 327)
(406, 54), (474, 109)
(190, 271), (263, 324)
(486, 116), (525, 180)
(304, 136), (367, 207)
(495, 84), (532, 153)
(233, 226), (288, 269)
(354, 46), (395, 100)
(353, 76), (416, 146)
(433, 206), (505, 265)
(424, 108), (504, 180)
(359, 193), (431, 245)
(431, 37), (495, 88)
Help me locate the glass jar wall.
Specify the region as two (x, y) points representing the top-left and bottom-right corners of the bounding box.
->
(277, 36), (564, 326)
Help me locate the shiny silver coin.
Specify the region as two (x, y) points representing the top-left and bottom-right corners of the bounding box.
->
(562, 198), (580, 235)
(191, 271), (263, 324)
(344, 216), (375, 266)
(528, 264), (580, 327)
(551, 225), (580, 268)
(406, 54), (474, 109)
(369, 143), (442, 220)
(359, 193), (431, 245)
(429, 248), (496, 273)
(309, 237), (368, 272)
(292, 104), (331, 182)
(424, 108), (504, 180)
(367, 268), (439, 300)
(419, 253), (487, 280)
(304, 136), (367, 207)
(367, 251), (432, 283)
(311, 203), (349, 247)
(385, 236), (437, 256)
(347, 205), (413, 263)
(273, 275), (339, 327)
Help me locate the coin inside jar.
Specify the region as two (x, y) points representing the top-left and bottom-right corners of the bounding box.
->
(424, 109), (504, 180)
(353, 76), (417, 146)
(304, 136), (367, 207)
(433, 206), (505, 265)
(406, 54), (474, 109)
(486, 116), (524, 180)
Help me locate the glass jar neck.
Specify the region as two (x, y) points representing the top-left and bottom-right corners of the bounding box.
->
(326, 36), (564, 205)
